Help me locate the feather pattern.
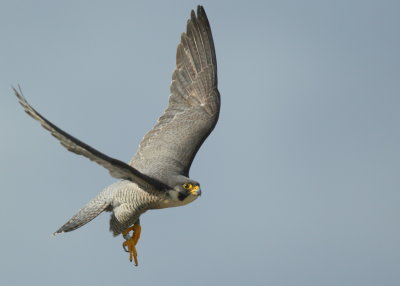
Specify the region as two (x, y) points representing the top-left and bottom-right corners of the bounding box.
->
(130, 6), (220, 181)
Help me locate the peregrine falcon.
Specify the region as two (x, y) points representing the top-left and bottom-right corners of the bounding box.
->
(14, 6), (219, 266)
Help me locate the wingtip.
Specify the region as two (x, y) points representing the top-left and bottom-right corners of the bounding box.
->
(197, 5), (207, 19)
(189, 6), (206, 23)
(197, 5), (204, 14)
(52, 230), (64, 236)
(11, 84), (19, 95)
(12, 84), (26, 102)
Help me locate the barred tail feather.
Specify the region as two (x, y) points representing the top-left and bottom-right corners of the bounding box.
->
(53, 199), (110, 235)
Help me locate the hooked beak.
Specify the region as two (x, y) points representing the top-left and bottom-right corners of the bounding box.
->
(190, 185), (202, 196)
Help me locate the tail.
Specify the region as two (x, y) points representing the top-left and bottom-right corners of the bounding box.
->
(53, 197), (111, 235)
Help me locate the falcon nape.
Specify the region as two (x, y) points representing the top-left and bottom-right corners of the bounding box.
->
(14, 6), (219, 266)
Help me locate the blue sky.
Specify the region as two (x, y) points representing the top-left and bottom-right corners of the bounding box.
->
(1, 1), (399, 285)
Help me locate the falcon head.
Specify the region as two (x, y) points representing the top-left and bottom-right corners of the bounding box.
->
(167, 177), (202, 203)
(180, 181), (202, 197)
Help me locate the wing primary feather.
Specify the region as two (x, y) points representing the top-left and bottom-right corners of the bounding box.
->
(180, 34), (198, 81)
(197, 6), (217, 83)
(190, 10), (208, 71)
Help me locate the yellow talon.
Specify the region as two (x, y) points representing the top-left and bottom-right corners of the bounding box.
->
(122, 224), (141, 266)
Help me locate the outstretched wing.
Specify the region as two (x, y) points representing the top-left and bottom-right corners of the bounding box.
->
(130, 6), (220, 181)
(13, 87), (168, 191)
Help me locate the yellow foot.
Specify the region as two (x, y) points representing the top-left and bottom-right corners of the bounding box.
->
(122, 224), (141, 266)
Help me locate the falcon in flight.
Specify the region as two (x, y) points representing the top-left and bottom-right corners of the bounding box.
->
(14, 5), (219, 266)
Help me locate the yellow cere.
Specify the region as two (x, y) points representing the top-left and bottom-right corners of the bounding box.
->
(189, 185), (200, 195)
(183, 183), (200, 195)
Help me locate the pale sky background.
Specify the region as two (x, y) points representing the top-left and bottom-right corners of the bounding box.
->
(1, 0), (399, 285)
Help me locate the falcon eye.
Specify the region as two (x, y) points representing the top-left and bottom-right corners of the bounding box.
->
(183, 183), (192, 190)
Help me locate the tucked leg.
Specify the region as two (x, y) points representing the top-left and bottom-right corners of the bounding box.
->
(122, 223), (141, 266)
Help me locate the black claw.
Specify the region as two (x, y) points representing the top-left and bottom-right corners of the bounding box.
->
(123, 244), (129, 253)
